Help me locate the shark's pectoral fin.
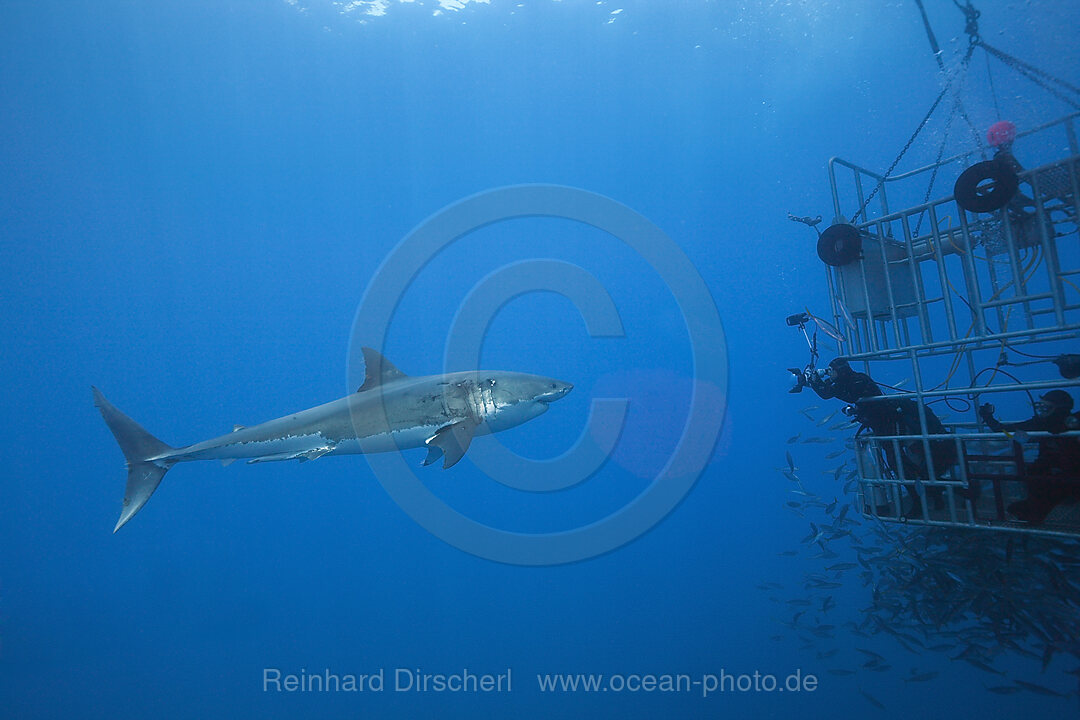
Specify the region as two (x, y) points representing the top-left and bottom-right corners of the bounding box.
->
(221, 458), (237, 467)
(424, 420), (476, 469)
(422, 445), (443, 467)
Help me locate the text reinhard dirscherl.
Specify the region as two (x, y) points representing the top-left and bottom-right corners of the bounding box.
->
(263, 667), (512, 693)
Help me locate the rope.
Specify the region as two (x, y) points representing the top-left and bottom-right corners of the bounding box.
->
(1003, 343), (1058, 361)
(914, 0), (944, 68)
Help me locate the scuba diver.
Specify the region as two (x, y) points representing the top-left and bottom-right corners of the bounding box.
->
(854, 386), (958, 515)
(979, 390), (1080, 524)
(985, 120), (1034, 215)
(786, 313), (878, 403)
(987, 120), (1022, 174)
(798, 357), (952, 471)
(786, 310), (957, 511)
(802, 357), (882, 405)
(976, 120), (1075, 230)
(791, 353), (958, 514)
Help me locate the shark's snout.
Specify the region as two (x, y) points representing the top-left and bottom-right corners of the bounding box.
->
(538, 380), (573, 403)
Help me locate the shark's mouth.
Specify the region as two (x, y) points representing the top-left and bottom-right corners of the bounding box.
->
(538, 382), (573, 403)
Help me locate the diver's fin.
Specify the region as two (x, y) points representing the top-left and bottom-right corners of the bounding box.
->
(423, 420), (476, 469)
(357, 347), (408, 392)
(92, 387), (176, 533)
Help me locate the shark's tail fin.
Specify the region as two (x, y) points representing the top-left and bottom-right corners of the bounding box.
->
(92, 386), (176, 532)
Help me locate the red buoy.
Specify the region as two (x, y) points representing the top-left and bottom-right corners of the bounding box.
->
(986, 120), (1017, 148)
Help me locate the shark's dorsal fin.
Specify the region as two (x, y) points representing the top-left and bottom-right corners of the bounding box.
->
(357, 347), (408, 392)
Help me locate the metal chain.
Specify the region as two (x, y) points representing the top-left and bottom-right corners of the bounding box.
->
(955, 0), (981, 45)
(951, 0), (985, 152)
(848, 0), (1080, 227)
(980, 42), (1080, 111)
(918, 0), (983, 154)
(979, 41), (1080, 96)
(984, 49), (1001, 120)
(849, 45), (974, 226)
(913, 88), (965, 239)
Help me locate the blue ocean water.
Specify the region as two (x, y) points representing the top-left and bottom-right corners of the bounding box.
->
(2, 1), (1079, 717)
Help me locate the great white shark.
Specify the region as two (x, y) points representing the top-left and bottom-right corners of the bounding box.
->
(94, 347), (572, 532)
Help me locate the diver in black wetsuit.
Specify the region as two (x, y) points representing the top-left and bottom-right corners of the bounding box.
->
(804, 358), (957, 514)
(806, 357), (882, 405)
(980, 390), (1080, 524)
(985, 120), (1036, 218)
(806, 358), (945, 451)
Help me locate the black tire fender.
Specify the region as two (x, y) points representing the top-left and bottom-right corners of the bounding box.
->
(954, 160), (1019, 213)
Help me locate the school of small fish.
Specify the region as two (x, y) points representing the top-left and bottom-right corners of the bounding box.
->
(765, 405), (1080, 709)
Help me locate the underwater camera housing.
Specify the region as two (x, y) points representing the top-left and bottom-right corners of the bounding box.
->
(786, 312), (810, 327)
(788, 366), (828, 394)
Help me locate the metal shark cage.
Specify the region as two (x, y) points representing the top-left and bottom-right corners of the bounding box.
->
(819, 112), (1080, 539)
